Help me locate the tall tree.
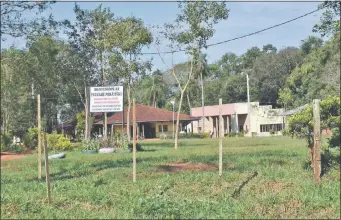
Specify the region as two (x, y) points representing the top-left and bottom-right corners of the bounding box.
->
(313, 0), (340, 37)
(0, 1), (56, 40)
(300, 36), (323, 55)
(106, 16), (153, 140)
(158, 1), (229, 149)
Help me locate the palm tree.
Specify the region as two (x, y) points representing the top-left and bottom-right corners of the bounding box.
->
(138, 70), (167, 108)
(194, 53), (210, 133)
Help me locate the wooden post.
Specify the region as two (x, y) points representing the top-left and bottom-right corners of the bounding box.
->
(111, 124), (114, 137)
(43, 131), (51, 204)
(313, 99), (321, 184)
(37, 94), (42, 179)
(132, 98), (136, 182)
(104, 113), (107, 138)
(219, 98), (223, 176)
(215, 117), (218, 138)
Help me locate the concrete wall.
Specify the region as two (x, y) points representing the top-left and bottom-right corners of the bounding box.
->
(190, 102), (285, 137)
(154, 121), (174, 138)
(249, 103), (284, 136)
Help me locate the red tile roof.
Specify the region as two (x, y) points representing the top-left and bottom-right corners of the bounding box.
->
(94, 104), (199, 125)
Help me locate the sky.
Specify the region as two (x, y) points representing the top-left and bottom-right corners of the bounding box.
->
(2, 1), (324, 71)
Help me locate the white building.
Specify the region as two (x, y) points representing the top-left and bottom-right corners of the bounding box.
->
(188, 102), (285, 137)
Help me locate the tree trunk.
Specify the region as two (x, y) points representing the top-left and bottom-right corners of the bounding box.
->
(175, 91), (185, 149)
(186, 92), (192, 115)
(152, 91), (156, 108)
(84, 87), (88, 140)
(201, 71), (205, 133)
(100, 50), (107, 138)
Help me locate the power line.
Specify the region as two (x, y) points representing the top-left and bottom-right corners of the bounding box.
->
(141, 4), (328, 55)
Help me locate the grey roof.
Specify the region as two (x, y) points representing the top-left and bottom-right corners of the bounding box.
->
(279, 104), (309, 116)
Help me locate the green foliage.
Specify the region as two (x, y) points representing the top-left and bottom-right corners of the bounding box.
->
(178, 133), (207, 139)
(313, 1), (340, 37)
(1, 132), (13, 151)
(287, 96), (340, 148)
(46, 131), (73, 151)
(75, 111), (85, 141)
(3, 144), (24, 154)
(2, 137), (340, 219)
(23, 128), (39, 149)
(328, 128), (340, 149)
(269, 130), (276, 135)
(1, 1), (57, 40)
(128, 143), (143, 152)
(228, 132), (244, 137)
(82, 139), (100, 151)
(281, 129), (290, 136)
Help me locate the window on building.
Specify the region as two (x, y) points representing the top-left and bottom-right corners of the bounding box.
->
(158, 125), (168, 132)
(260, 124), (283, 132)
(239, 126), (243, 132)
(198, 127), (202, 132)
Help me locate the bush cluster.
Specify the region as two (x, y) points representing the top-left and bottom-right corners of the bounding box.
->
(46, 131), (73, 151)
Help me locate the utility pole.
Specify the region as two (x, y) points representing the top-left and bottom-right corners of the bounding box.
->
(37, 94), (42, 179)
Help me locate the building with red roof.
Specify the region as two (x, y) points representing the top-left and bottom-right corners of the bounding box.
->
(94, 104), (199, 138)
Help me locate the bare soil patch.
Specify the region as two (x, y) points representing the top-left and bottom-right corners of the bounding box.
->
(1, 152), (30, 161)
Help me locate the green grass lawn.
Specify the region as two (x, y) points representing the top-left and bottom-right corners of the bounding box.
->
(1, 136), (340, 219)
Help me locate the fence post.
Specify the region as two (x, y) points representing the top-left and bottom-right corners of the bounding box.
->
(219, 98), (223, 176)
(37, 94), (42, 179)
(313, 99), (321, 184)
(43, 131), (51, 203)
(132, 98), (136, 182)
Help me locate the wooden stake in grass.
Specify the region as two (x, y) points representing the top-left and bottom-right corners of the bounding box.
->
(219, 98), (223, 176)
(132, 98), (136, 183)
(43, 131), (51, 204)
(37, 94), (42, 179)
(313, 99), (321, 184)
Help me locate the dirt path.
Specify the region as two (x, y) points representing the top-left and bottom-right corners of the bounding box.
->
(0, 152), (30, 161)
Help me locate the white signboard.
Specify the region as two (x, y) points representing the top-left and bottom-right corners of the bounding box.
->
(90, 86), (123, 113)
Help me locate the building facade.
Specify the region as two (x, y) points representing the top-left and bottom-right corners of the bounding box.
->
(94, 104), (199, 139)
(189, 102), (285, 137)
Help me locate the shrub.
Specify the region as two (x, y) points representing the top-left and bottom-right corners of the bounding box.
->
(237, 132), (244, 137)
(82, 139), (100, 151)
(251, 132), (257, 137)
(281, 129), (289, 136)
(328, 128), (340, 149)
(202, 132), (210, 138)
(46, 131), (73, 151)
(5, 144), (24, 154)
(269, 130), (276, 135)
(109, 132), (129, 149)
(228, 132), (236, 137)
(1, 132), (13, 151)
(178, 133), (205, 139)
(128, 143), (143, 152)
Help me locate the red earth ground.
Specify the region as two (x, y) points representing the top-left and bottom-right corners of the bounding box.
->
(1, 151), (31, 161)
